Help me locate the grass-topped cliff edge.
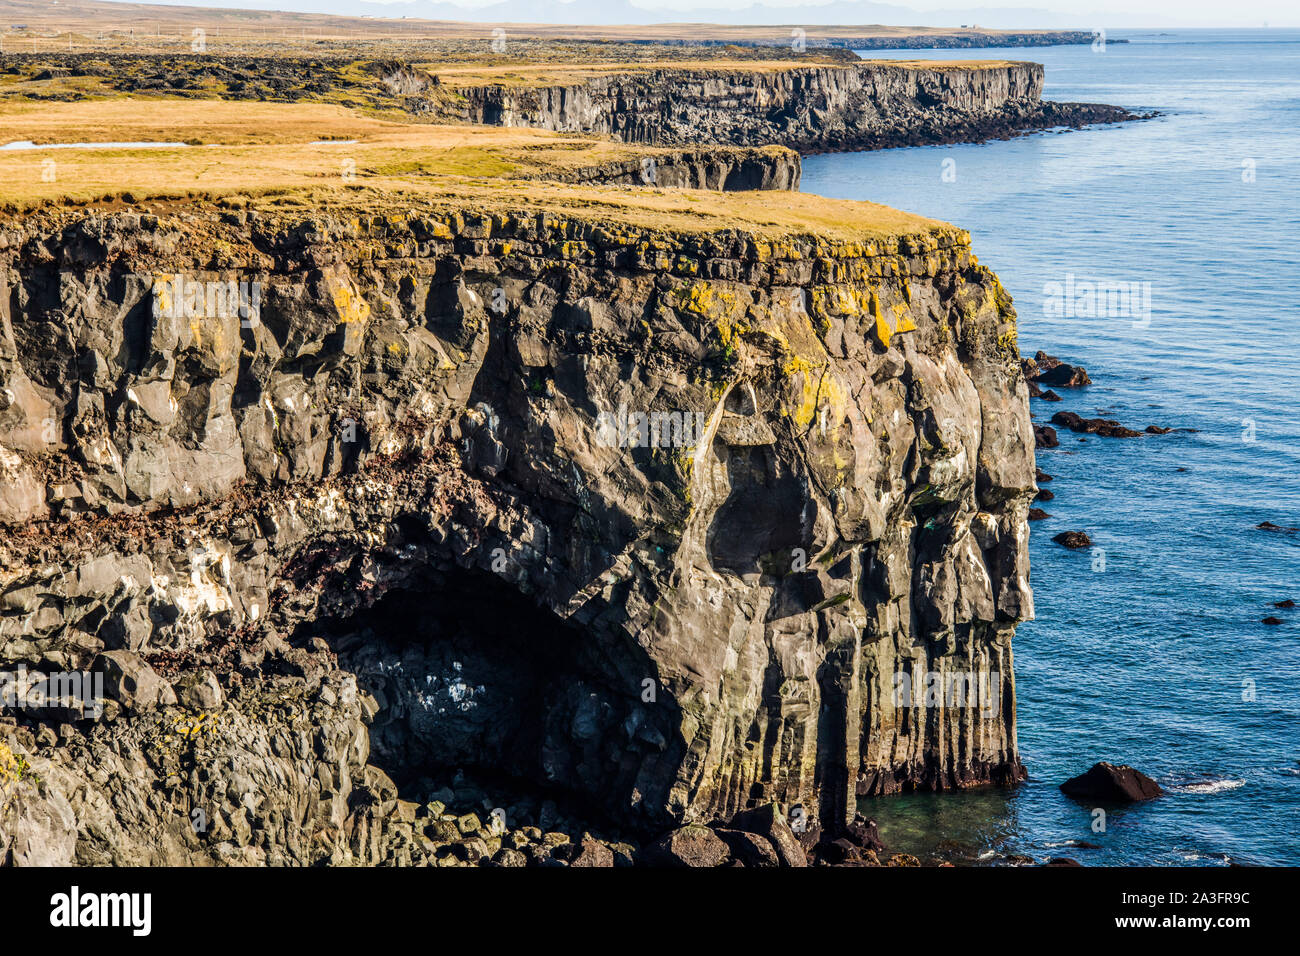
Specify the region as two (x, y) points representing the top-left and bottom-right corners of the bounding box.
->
(0, 98), (960, 247)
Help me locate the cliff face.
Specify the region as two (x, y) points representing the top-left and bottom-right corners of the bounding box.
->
(0, 199), (1033, 864)
(531, 146), (801, 191)
(456, 62), (1121, 151)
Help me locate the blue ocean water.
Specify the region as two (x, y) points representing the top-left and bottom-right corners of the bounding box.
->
(802, 29), (1300, 866)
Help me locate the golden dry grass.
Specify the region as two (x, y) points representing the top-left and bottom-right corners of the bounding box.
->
(0, 99), (697, 192)
(424, 58), (1024, 87)
(0, 100), (949, 242)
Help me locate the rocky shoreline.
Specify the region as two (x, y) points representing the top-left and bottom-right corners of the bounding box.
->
(0, 42), (1154, 868)
(457, 61), (1145, 152)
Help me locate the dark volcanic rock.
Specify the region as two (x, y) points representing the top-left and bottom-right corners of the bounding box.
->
(1060, 762), (1164, 802)
(1024, 351), (1091, 388)
(1050, 411), (1141, 438)
(1028, 508), (1051, 521)
(1035, 468), (1053, 483)
(729, 803), (808, 867)
(820, 837), (866, 864)
(95, 650), (177, 714)
(843, 814), (885, 852)
(1034, 488), (1055, 502)
(1034, 424), (1060, 448)
(1145, 425), (1172, 434)
(1053, 531), (1092, 549)
(811, 813), (884, 866)
(1258, 521), (1299, 533)
(1274, 600), (1296, 609)
(1026, 350), (1061, 372)
(567, 835), (616, 867)
(1019, 351), (1092, 390)
(1262, 617), (1284, 626)
(0, 200), (1035, 864)
(456, 61), (1143, 152)
(644, 826), (731, 868)
(1034, 363), (1092, 387)
(714, 828), (781, 868)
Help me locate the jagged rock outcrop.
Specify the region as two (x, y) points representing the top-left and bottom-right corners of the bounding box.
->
(456, 62), (1135, 151)
(0, 198), (1033, 864)
(532, 146), (800, 191)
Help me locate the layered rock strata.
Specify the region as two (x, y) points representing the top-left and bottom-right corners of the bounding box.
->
(457, 61), (1135, 151)
(0, 199), (1033, 864)
(530, 146), (801, 190)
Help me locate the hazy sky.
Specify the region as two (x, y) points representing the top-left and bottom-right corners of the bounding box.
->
(102, 0), (1300, 28)
(387, 0), (1296, 25)
(599, 0), (1292, 15)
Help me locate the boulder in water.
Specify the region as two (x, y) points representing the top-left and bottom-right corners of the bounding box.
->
(1060, 762), (1163, 802)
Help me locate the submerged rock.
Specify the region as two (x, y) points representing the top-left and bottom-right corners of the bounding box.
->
(1257, 521), (1299, 533)
(1050, 411), (1141, 438)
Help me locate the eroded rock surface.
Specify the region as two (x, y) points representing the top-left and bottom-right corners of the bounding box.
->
(459, 62), (1137, 151)
(0, 201), (1034, 864)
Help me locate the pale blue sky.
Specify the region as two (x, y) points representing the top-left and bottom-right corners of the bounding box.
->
(97, 1), (1300, 29)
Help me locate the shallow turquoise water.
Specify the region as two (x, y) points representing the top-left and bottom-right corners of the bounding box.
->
(802, 29), (1300, 866)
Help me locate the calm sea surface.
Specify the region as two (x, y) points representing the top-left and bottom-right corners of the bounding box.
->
(801, 29), (1300, 865)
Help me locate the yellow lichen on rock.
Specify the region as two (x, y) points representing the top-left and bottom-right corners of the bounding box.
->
(0, 741), (32, 784)
(891, 300), (918, 334)
(331, 282), (371, 325)
(872, 292), (894, 348)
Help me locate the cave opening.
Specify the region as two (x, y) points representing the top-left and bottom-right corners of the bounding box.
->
(303, 563), (681, 834)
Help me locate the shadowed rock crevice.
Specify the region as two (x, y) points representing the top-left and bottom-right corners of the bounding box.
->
(305, 564), (686, 832)
(707, 445), (808, 575)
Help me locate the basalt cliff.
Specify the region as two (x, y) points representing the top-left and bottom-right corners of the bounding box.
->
(0, 53), (1048, 868)
(457, 61), (1134, 151)
(0, 195), (1033, 866)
